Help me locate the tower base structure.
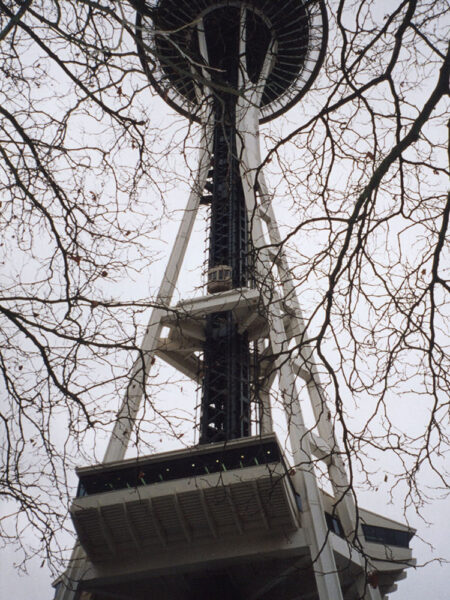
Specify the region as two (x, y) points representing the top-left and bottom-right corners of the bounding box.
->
(56, 434), (414, 600)
(54, 138), (417, 600)
(54, 152), (416, 600)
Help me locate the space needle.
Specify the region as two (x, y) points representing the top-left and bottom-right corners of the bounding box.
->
(54, 2), (415, 598)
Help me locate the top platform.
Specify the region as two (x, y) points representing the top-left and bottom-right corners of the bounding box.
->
(135, 0), (327, 123)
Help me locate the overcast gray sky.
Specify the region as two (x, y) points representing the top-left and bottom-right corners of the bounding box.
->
(1, 2), (449, 598)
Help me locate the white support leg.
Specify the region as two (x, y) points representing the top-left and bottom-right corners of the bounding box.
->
(54, 545), (88, 600)
(255, 171), (359, 539)
(278, 361), (344, 600)
(235, 109), (384, 597)
(234, 96), (343, 599)
(103, 132), (212, 463)
(55, 134), (212, 600)
(257, 342), (275, 435)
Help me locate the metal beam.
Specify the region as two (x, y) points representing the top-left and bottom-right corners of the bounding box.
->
(122, 503), (141, 550)
(173, 494), (192, 543)
(199, 488), (218, 539)
(251, 481), (270, 530)
(146, 498), (167, 547)
(226, 487), (243, 535)
(97, 508), (117, 556)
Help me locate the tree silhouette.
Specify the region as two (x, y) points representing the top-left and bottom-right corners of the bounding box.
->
(0, 0), (448, 592)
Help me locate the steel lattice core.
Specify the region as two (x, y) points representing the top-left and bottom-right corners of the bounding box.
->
(135, 0), (327, 443)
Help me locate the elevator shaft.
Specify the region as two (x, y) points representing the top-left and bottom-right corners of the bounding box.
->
(199, 102), (251, 444)
(196, 5), (253, 445)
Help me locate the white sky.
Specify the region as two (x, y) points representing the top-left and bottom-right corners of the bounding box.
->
(1, 2), (449, 599)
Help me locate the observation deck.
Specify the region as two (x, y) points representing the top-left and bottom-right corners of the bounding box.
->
(136, 0), (327, 122)
(71, 434), (299, 562)
(69, 434), (415, 600)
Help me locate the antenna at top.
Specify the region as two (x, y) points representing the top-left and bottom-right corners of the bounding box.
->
(135, 0), (327, 123)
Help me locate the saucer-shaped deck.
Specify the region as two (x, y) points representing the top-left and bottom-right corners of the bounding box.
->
(136, 0), (327, 123)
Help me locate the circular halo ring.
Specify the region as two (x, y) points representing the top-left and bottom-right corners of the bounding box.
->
(136, 0), (327, 123)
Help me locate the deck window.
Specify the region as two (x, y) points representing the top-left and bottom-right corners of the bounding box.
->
(76, 439), (283, 497)
(362, 524), (412, 548)
(325, 512), (345, 537)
